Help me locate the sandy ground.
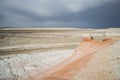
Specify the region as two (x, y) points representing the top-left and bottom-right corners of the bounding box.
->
(0, 28), (120, 80)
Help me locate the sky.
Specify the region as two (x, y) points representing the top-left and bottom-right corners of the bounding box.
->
(0, 0), (120, 28)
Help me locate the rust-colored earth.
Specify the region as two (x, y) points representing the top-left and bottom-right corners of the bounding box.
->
(30, 37), (113, 80)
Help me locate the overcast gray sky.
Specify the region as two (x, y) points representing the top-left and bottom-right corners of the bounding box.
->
(0, 0), (120, 28)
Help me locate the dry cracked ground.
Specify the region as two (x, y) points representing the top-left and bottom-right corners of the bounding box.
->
(0, 28), (120, 80)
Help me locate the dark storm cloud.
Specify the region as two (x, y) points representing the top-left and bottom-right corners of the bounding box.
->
(0, 0), (120, 28)
(8, 7), (47, 22)
(77, 1), (120, 28)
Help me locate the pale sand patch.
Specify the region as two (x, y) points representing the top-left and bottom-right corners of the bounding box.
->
(0, 49), (74, 80)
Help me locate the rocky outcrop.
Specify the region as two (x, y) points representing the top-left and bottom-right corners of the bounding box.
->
(31, 37), (120, 80)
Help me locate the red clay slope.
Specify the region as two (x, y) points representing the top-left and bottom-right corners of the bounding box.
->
(30, 37), (113, 80)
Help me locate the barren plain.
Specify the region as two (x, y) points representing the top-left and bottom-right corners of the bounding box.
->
(0, 28), (120, 80)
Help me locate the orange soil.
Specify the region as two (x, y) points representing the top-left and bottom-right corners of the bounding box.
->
(29, 37), (113, 80)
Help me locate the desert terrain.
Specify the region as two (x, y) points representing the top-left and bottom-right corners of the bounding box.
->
(0, 28), (120, 80)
